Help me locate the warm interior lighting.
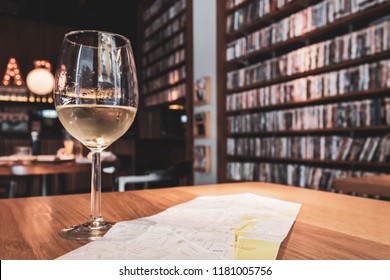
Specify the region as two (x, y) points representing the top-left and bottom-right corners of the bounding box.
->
(168, 104), (185, 110)
(26, 67), (54, 95)
(2, 57), (24, 86)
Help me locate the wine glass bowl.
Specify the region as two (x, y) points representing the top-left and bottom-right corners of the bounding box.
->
(54, 30), (138, 240)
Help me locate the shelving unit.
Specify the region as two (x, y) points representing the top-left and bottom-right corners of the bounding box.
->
(137, 0), (193, 174)
(218, 0), (390, 191)
(0, 90), (57, 138)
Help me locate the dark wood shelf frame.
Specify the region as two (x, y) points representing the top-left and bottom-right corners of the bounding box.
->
(142, 28), (186, 57)
(143, 61), (186, 83)
(225, 0), (248, 14)
(227, 155), (390, 173)
(143, 77), (187, 96)
(143, 43), (187, 69)
(142, 0), (183, 28)
(138, 0), (194, 173)
(143, 95), (186, 109)
(144, 10), (186, 42)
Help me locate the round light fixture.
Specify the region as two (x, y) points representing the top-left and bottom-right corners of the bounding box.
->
(26, 68), (55, 95)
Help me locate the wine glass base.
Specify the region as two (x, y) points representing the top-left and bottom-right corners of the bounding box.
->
(60, 220), (115, 241)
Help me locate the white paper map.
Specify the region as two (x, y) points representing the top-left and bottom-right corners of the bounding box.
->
(58, 193), (301, 260)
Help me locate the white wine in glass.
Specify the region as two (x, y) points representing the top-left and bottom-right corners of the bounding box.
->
(54, 30), (138, 240)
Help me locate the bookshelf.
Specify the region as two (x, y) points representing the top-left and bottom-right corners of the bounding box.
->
(137, 0), (193, 174)
(218, 0), (390, 192)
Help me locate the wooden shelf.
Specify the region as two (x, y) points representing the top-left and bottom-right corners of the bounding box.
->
(226, 87), (390, 114)
(227, 50), (390, 94)
(138, 0), (193, 174)
(227, 125), (390, 137)
(227, 156), (390, 172)
(143, 0), (180, 27)
(226, 1), (390, 48)
(226, 0), (322, 39)
(143, 61), (186, 83)
(0, 86), (54, 106)
(143, 44), (187, 67)
(225, 0), (248, 14)
(143, 95), (186, 109)
(218, 0), (390, 184)
(0, 99), (54, 107)
(142, 28), (186, 57)
(143, 77), (187, 96)
(144, 10), (186, 41)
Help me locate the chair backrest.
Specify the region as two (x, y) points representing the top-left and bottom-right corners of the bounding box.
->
(332, 175), (390, 198)
(165, 159), (193, 186)
(116, 159), (193, 191)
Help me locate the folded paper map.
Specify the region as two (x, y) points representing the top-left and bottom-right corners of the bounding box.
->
(58, 193), (301, 260)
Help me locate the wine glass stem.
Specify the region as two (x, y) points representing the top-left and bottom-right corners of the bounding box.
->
(90, 151), (102, 222)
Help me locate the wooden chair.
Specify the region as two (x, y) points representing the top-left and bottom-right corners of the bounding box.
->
(115, 159), (193, 192)
(332, 175), (390, 199)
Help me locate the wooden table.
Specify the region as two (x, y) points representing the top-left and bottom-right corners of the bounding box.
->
(0, 182), (389, 260)
(0, 158), (117, 196)
(333, 175), (390, 198)
(0, 160), (91, 196)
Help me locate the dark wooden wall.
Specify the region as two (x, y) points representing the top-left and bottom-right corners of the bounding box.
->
(0, 16), (72, 81)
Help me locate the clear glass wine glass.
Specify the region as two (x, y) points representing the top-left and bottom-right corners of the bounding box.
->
(53, 30), (138, 240)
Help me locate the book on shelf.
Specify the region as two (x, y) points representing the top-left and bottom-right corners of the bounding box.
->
(143, 0), (186, 37)
(358, 137), (372, 162)
(227, 0), (390, 62)
(363, 137), (381, 162)
(227, 161), (383, 191)
(227, 97), (388, 134)
(366, 137), (382, 162)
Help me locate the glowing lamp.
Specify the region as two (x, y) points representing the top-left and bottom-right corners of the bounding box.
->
(26, 67), (54, 95)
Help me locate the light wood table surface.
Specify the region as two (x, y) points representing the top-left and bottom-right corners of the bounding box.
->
(0, 182), (389, 260)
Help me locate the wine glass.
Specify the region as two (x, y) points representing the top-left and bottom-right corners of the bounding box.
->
(53, 30), (138, 240)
